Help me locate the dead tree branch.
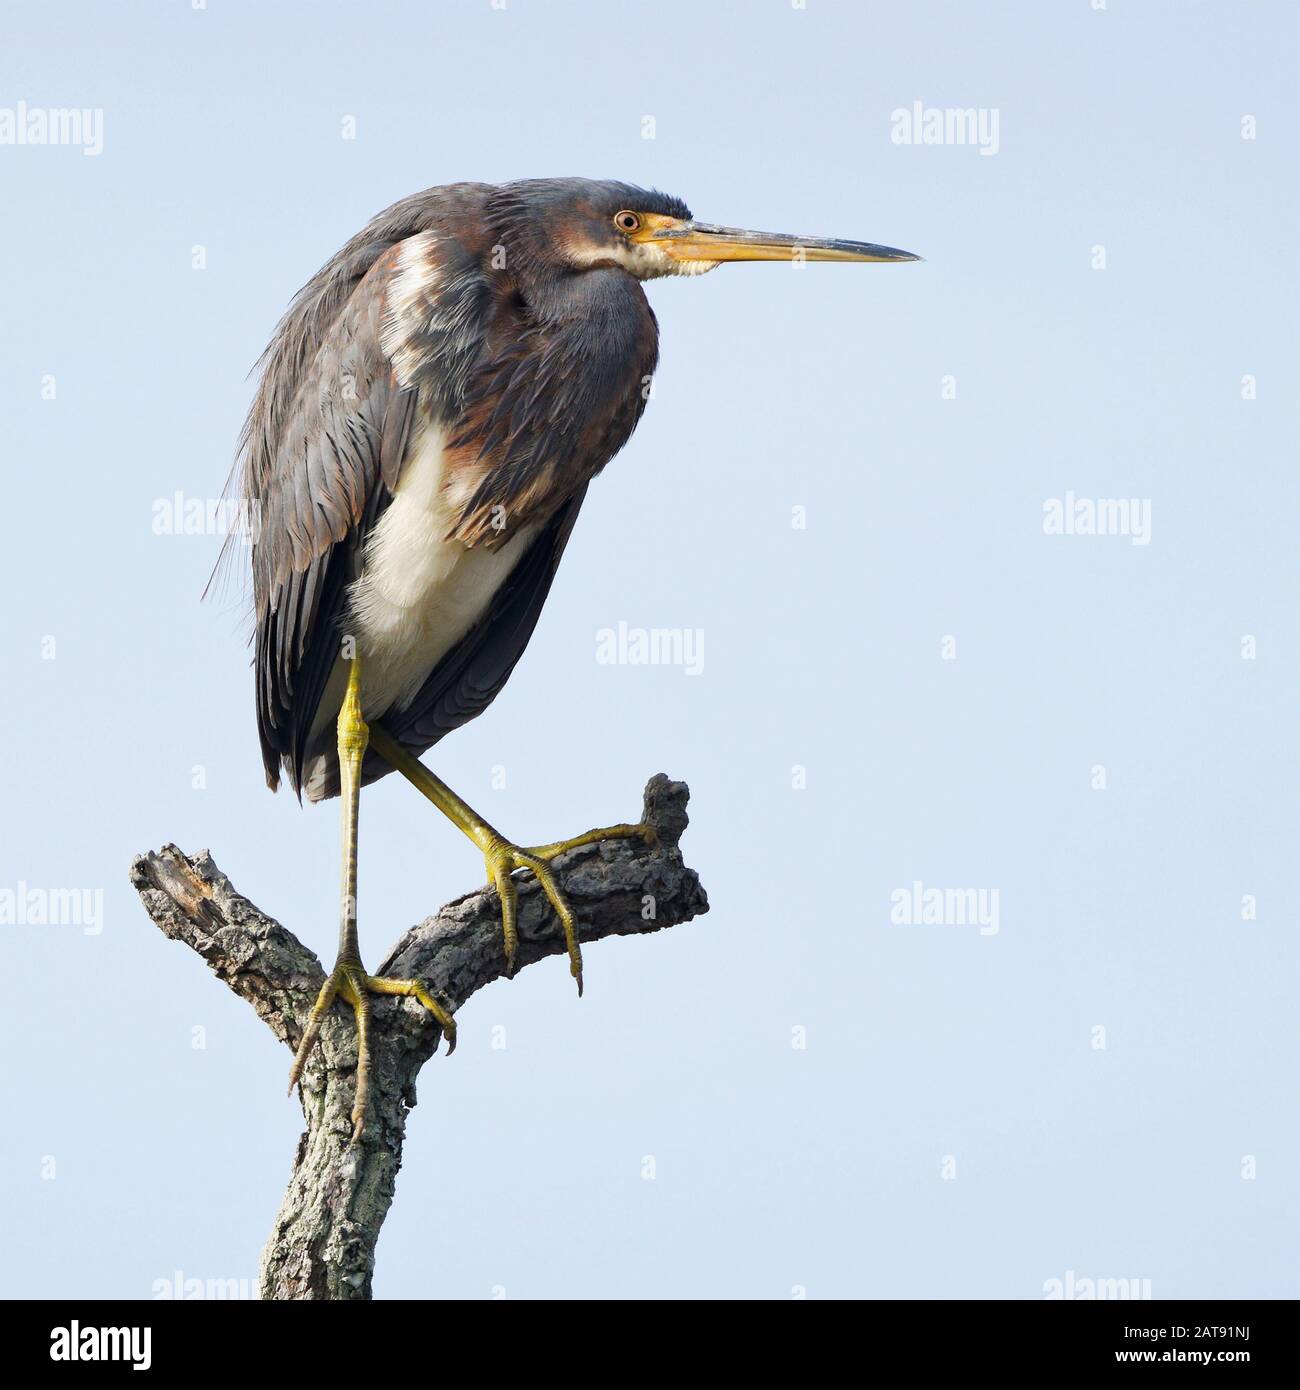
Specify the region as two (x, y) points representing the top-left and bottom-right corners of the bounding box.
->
(128, 774), (708, 1300)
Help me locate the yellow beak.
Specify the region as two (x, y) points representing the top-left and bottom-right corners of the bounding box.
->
(638, 216), (921, 265)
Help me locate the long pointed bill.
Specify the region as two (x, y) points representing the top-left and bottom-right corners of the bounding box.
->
(640, 218), (921, 265)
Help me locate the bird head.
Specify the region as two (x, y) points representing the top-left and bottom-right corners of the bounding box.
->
(492, 178), (920, 282)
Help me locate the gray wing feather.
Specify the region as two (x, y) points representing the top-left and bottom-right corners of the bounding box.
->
(238, 182), (602, 800)
(251, 262), (414, 793)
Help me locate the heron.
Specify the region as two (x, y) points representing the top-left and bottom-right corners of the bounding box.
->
(229, 178), (918, 1142)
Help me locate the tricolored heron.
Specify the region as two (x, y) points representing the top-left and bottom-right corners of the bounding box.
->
(232, 178), (918, 1141)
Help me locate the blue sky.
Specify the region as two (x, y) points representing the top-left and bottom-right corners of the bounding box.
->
(0, 0), (1296, 1298)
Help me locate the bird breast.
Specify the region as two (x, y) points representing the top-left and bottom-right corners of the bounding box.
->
(345, 419), (539, 718)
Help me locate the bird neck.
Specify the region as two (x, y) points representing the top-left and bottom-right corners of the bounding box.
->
(536, 274), (658, 394)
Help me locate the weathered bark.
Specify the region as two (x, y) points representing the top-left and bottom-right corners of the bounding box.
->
(129, 774), (707, 1300)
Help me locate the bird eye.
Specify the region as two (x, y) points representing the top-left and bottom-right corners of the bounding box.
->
(614, 210), (641, 234)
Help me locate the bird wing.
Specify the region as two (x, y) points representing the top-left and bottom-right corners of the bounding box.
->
(250, 257), (416, 792)
(248, 222), (584, 800)
(245, 205), (654, 801)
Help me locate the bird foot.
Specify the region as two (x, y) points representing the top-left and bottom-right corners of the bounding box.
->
(287, 958), (456, 1144)
(483, 822), (657, 992)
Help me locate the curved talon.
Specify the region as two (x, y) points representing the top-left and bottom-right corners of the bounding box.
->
(481, 821), (653, 992)
(484, 838), (584, 983)
(287, 971), (342, 1095)
(525, 821), (656, 863)
(350, 983), (371, 1142)
(489, 854), (521, 976)
(368, 975), (457, 1055)
(286, 962), (457, 1143)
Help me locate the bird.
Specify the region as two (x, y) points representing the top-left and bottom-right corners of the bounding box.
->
(228, 177), (919, 1142)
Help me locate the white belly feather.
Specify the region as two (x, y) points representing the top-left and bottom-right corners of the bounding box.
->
(347, 421), (537, 720)
(347, 422), (536, 717)
(300, 422), (535, 800)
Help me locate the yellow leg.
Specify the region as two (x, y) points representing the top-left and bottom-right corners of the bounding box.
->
(367, 723), (654, 993)
(286, 654), (457, 1144)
